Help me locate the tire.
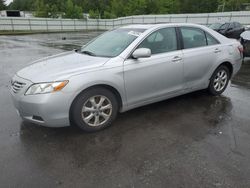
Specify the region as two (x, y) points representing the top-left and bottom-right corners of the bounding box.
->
(208, 65), (230, 96)
(70, 87), (119, 132)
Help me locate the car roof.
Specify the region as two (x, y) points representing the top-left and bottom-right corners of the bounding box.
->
(120, 23), (205, 31)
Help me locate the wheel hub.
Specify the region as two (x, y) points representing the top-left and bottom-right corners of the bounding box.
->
(213, 69), (228, 92)
(81, 95), (113, 127)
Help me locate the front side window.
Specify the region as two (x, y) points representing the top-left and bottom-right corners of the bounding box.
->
(180, 27), (207, 49)
(81, 28), (145, 57)
(138, 27), (178, 55)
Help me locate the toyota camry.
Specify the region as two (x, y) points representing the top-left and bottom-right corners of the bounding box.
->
(10, 23), (243, 132)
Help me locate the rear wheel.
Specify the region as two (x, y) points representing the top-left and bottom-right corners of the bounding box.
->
(71, 87), (118, 132)
(208, 65), (230, 95)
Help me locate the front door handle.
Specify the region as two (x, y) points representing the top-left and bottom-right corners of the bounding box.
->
(172, 56), (182, 62)
(214, 48), (221, 53)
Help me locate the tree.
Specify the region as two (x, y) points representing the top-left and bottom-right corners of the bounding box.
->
(65, 0), (74, 18)
(72, 5), (83, 19)
(89, 9), (100, 19)
(219, 0), (250, 11)
(64, 0), (82, 19)
(179, 0), (218, 13)
(0, 0), (6, 10)
(48, 4), (59, 18)
(9, 0), (246, 19)
(34, 0), (48, 17)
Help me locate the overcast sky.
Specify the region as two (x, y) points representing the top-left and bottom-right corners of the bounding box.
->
(5, 0), (13, 5)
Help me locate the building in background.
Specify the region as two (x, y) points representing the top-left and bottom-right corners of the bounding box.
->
(0, 10), (33, 17)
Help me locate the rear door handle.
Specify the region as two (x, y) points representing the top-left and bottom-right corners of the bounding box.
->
(214, 48), (221, 53)
(172, 56), (182, 62)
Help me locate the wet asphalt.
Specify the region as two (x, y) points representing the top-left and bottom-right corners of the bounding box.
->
(0, 32), (250, 188)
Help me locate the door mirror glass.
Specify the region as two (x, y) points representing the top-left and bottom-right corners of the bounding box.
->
(132, 48), (151, 59)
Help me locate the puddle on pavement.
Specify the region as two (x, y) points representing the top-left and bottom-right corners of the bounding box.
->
(232, 60), (250, 88)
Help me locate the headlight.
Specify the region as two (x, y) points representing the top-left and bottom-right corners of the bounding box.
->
(25, 81), (68, 95)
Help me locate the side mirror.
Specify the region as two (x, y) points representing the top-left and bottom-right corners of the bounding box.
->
(132, 48), (151, 59)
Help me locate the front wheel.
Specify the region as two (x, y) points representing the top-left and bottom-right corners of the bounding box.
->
(70, 87), (118, 132)
(208, 65), (230, 95)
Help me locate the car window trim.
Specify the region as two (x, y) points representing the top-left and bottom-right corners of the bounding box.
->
(178, 26), (220, 50)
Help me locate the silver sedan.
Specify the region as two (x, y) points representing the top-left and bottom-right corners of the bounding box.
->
(10, 23), (243, 132)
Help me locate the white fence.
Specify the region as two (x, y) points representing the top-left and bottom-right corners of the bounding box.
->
(0, 11), (250, 32)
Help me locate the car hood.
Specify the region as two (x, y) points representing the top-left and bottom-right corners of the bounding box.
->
(17, 51), (111, 83)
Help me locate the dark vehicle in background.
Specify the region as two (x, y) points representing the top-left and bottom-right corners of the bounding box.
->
(240, 31), (250, 57)
(209, 22), (245, 39)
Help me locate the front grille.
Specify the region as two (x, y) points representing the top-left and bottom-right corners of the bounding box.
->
(11, 81), (26, 93)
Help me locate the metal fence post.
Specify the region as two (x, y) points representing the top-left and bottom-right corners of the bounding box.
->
(74, 19), (76, 31)
(229, 13), (233, 22)
(60, 19), (63, 31)
(186, 15), (188, 23)
(10, 18), (14, 32)
(206, 14), (210, 25)
(46, 18), (48, 31)
(28, 18), (31, 31)
(97, 19), (99, 30)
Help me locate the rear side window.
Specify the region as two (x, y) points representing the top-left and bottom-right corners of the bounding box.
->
(206, 33), (219, 46)
(180, 27), (207, 49)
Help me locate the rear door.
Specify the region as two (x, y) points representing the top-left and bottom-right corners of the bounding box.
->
(179, 27), (221, 90)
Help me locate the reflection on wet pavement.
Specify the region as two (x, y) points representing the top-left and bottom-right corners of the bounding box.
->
(0, 32), (250, 188)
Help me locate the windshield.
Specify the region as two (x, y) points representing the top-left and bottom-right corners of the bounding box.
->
(81, 28), (145, 57)
(209, 23), (223, 30)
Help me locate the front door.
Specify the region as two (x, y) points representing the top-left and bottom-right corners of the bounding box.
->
(123, 27), (184, 107)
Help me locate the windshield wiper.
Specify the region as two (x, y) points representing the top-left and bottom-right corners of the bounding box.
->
(81, 50), (96, 56)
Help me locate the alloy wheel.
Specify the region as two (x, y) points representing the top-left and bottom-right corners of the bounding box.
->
(81, 95), (113, 127)
(213, 70), (228, 92)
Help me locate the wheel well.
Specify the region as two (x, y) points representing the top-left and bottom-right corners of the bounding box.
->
(72, 84), (123, 111)
(95, 84), (123, 110)
(220, 62), (233, 78)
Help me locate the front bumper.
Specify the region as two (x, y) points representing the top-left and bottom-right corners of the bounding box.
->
(10, 75), (72, 127)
